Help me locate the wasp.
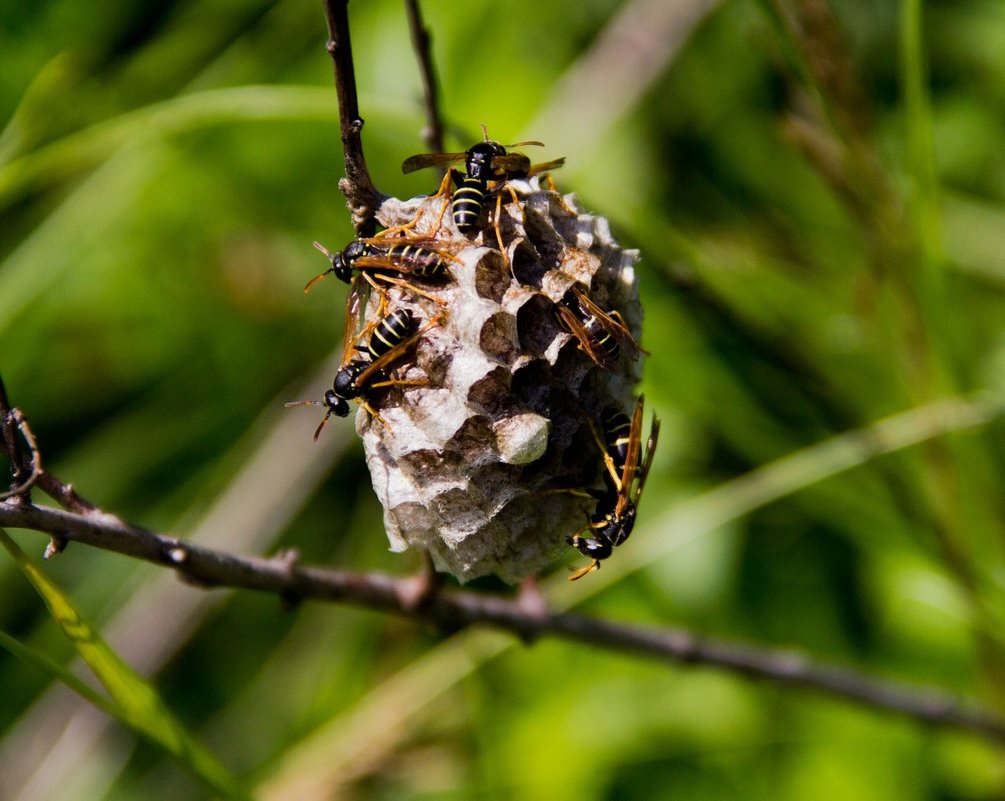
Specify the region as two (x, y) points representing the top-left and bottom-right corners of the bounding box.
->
(555, 284), (641, 369)
(402, 135), (565, 233)
(568, 396), (660, 580)
(304, 238), (455, 293)
(286, 309), (432, 439)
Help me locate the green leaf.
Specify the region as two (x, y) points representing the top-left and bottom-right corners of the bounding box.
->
(0, 528), (250, 801)
(0, 628), (119, 718)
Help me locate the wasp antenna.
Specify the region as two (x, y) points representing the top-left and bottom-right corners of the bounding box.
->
(303, 271), (330, 293)
(312, 240), (334, 259)
(304, 241), (338, 292)
(312, 412), (333, 442)
(480, 122), (489, 141)
(284, 399), (324, 409)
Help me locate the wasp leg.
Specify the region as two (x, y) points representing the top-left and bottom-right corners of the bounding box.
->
(360, 399), (392, 430)
(487, 192), (521, 279)
(370, 273), (448, 306)
(424, 176), (455, 239)
(543, 174), (577, 216)
(368, 378), (430, 390)
(417, 169), (456, 239)
(503, 182), (525, 223)
(381, 170), (456, 239)
(541, 486), (596, 499)
(354, 272), (397, 319)
(364, 378), (431, 433)
(585, 416), (622, 491)
(494, 193), (509, 272)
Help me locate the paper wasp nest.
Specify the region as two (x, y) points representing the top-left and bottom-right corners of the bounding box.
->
(358, 179), (641, 583)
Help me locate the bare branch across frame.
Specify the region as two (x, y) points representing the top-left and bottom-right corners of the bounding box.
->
(4, 362), (1005, 743)
(2, 496), (1005, 744)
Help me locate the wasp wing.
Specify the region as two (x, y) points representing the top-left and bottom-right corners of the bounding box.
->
(633, 411), (660, 510)
(615, 397), (645, 517)
(490, 152), (533, 178)
(401, 151), (466, 174)
(341, 278), (366, 364)
(526, 157), (566, 176)
(573, 287), (641, 361)
(555, 301), (615, 369)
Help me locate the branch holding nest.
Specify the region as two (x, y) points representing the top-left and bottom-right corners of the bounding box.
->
(321, 0), (388, 236)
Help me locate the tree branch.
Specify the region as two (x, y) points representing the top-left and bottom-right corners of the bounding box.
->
(404, 0), (445, 155)
(2, 379), (1005, 742)
(320, 0), (387, 236)
(0, 376), (34, 502)
(2, 498), (1004, 743)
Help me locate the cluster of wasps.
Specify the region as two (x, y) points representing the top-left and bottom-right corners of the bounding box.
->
(289, 133), (659, 580)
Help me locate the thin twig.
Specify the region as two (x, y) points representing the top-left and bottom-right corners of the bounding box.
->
(0, 410), (41, 501)
(320, 0), (386, 236)
(403, 0), (445, 155)
(0, 377), (32, 502)
(2, 499), (1004, 743)
(0, 376), (95, 515)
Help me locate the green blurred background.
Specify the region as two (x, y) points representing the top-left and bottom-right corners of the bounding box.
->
(4, 0), (1005, 798)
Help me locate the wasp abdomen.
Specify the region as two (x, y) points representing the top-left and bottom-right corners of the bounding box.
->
(602, 410), (634, 480)
(366, 309), (416, 360)
(383, 244), (449, 280)
(451, 178), (487, 232)
(583, 315), (621, 361)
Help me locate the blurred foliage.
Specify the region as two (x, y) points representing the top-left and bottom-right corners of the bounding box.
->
(3, 0), (1005, 799)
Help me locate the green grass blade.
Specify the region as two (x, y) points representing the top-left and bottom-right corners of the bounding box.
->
(0, 628), (119, 718)
(0, 528), (250, 801)
(0, 85), (340, 203)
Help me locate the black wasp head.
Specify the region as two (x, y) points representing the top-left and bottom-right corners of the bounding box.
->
(331, 241), (368, 283)
(465, 140), (507, 182)
(322, 388), (352, 418)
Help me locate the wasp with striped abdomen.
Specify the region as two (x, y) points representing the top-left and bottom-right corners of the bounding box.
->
(402, 134), (565, 233)
(555, 284), (641, 370)
(304, 238), (456, 293)
(286, 308), (435, 438)
(568, 396), (660, 580)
